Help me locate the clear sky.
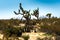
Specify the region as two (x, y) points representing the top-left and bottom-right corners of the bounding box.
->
(0, 0), (60, 19)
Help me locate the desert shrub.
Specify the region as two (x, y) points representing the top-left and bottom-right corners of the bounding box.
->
(22, 35), (29, 40)
(3, 26), (22, 37)
(37, 37), (41, 40)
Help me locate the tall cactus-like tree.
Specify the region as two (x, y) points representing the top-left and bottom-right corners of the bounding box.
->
(14, 3), (31, 26)
(46, 13), (51, 19)
(32, 8), (39, 19)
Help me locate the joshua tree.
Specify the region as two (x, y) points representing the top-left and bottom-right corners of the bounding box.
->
(14, 3), (31, 25)
(14, 3), (32, 32)
(46, 13), (51, 19)
(32, 8), (39, 19)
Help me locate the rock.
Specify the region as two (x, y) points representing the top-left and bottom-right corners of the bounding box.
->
(0, 33), (4, 39)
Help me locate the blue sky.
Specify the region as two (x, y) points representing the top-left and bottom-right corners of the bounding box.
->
(0, 0), (60, 19)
